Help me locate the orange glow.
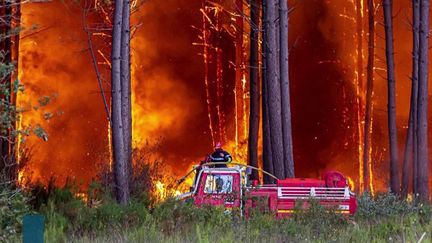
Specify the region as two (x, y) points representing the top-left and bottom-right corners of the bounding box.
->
(347, 176), (355, 191)
(13, 0), (432, 197)
(368, 104), (375, 195)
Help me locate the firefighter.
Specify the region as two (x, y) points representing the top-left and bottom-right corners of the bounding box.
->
(209, 142), (232, 168)
(191, 143), (231, 187)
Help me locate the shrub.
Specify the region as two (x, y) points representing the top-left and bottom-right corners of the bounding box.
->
(40, 184), (153, 238)
(291, 199), (348, 240)
(0, 185), (31, 242)
(94, 145), (164, 206)
(356, 192), (416, 218)
(152, 199), (231, 234)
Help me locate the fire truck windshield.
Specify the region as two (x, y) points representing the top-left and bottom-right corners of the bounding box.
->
(204, 175), (233, 194)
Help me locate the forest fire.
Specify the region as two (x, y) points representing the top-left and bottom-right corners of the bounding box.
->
(10, 0), (432, 197)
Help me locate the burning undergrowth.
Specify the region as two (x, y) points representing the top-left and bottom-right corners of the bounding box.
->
(22, 145), (184, 207)
(14, 0), (432, 194)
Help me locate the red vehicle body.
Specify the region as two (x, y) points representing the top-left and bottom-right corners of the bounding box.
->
(178, 165), (357, 217)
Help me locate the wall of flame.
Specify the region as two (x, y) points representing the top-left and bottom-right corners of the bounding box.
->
(16, 0), (432, 192)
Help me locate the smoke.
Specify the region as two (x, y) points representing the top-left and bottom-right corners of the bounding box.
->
(18, 0), (212, 184)
(18, 1), (110, 184)
(17, 0), (431, 190)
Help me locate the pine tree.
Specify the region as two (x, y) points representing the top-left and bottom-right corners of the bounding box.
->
(248, 0), (260, 181)
(416, 0), (429, 201)
(383, 0), (400, 194)
(111, 0), (130, 204)
(279, 0), (294, 178)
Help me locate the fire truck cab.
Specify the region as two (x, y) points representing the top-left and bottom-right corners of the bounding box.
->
(178, 164), (357, 217)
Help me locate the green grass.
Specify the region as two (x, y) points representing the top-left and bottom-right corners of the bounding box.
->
(42, 193), (431, 243)
(2, 182), (431, 243)
(67, 210), (430, 243)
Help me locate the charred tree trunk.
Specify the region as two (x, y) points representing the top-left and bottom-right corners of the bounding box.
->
(0, 1), (16, 181)
(0, 1), (11, 175)
(355, 0), (365, 192)
(363, 0), (375, 193)
(235, 0), (244, 147)
(416, 0), (429, 201)
(264, 0), (284, 179)
(202, 0), (215, 146)
(120, 0), (132, 190)
(215, 12), (225, 144)
(111, 0), (130, 205)
(262, 0), (274, 183)
(402, 0), (419, 198)
(262, 80), (274, 183)
(383, 0), (400, 195)
(11, 2), (20, 92)
(279, 0), (294, 178)
(9, 1), (21, 183)
(248, 0), (260, 181)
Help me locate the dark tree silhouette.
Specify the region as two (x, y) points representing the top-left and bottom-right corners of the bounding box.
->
(248, 0), (260, 181)
(402, 0), (419, 198)
(363, 0), (375, 192)
(262, 0), (274, 183)
(264, 0), (285, 179)
(111, 0), (130, 205)
(235, 0), (245, 144)
(262, 79), (274, 183)
(279, 0), (294, 178)
(355, 0), (365, 192)
(121, 0), (132, 188)
(383, 0), (400, 195)
(416, 0), (429, 201)
(0, 0), (21, 182)
(0, 1), (13, 175)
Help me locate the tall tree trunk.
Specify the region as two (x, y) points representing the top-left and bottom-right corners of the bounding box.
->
(10, 1), (21, 183)
(0, 1), (12, 180)
(262, 0), (274, 183)
(279, 0), (294, 178)
(248, 0), (260, 181)
(383, 0), (400, 195)
(264, 0), (284, 179)
(202, 0), (215, 146)
(11, 2), (20, 92)
(0, 1), (4, 54)
(402, 0), (419, 198)
(416, 0), (429, 201)
(363, 0), (375, 193)
(263, 79), (274, 183)
(355, 0), (365, 192)
(111, 0), (129, 205)
(121, 0), (132, 190)
(215, 11), (225, 144)
(235, 0), (244, 148)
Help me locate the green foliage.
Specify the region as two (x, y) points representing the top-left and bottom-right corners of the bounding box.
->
(0, 185), (31, 242)
(0, 62), (14, 78)
(356, 192), (416, 218)
(0, 59), (18, 137)
(94, 145), (163, 206)
(4, 184), (432, 243)
(291, 200), (348, 240)
(34, 181), (152, 242)
(152, 199), (232, 234)
(0, 19), (57, 241)
(0, 44), (52, 163)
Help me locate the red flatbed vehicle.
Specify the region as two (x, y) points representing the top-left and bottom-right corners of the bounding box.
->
(177, 164), (357, 217)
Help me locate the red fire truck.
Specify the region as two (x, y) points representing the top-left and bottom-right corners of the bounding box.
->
(177, 163), (357, 217)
